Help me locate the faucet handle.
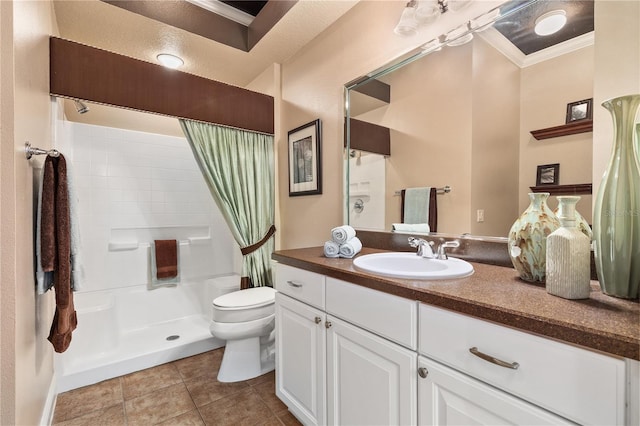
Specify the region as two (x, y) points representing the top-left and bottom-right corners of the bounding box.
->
(437, 241), (460, 260)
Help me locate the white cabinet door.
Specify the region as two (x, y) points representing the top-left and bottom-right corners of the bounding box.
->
(327, 316), (417, 426)
(276, 293), (326, 426)
(417, 356), (574, 426)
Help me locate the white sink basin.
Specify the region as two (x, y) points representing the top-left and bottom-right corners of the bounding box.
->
(353, 252), (474, 280)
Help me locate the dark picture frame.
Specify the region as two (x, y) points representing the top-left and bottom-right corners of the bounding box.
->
(288, 119), (322, 196)
(565, 98), (593, 123)
(536, 163), (560, 186)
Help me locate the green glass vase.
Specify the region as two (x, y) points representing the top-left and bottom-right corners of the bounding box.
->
(593, 94), (640, 299)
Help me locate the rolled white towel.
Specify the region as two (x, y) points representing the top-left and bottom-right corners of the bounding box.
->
(324, 241), (340, 258)
(339, 237), (362, 259)
(331, 225), (356, 244)
(392, 223), (430, 233)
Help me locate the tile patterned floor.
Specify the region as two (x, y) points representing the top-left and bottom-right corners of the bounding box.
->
(53, 348), (302, 426)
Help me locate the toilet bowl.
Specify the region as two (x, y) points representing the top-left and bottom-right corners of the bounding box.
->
(210, 285), (276, 382)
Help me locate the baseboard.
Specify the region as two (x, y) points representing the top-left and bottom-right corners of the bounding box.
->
(40, 375), (57, 426)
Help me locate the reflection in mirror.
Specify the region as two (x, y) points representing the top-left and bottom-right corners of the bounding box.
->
(346, 0), (596, 238)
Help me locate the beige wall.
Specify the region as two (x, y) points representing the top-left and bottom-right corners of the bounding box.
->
(279, 0), (502, 248)
(593, 0), (640, 201)
(519, 46), (594, 221)
(471, 37), (520, 237)
(383, 44), (474, 234)
(1, 1), (59, 424)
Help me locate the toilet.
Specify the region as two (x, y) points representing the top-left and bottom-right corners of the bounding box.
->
(209, 277), (276, 383)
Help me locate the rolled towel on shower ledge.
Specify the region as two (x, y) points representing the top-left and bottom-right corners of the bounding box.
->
(324, 241), (340, 258)
(339, 237), (362, 259)
(331, 225), (356, 244)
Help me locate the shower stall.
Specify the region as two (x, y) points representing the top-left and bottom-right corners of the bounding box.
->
(53, 120), (240, 392)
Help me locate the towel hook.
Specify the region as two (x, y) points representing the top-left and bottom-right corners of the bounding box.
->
(25, 142), (60, 160)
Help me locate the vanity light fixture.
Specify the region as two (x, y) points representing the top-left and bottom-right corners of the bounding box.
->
(445, 23), (474, 46)
(534, 9), (567, 36)
(156, 53), (184, 69)
(394, 0), (472, 37)
(394, 0), (419, 36)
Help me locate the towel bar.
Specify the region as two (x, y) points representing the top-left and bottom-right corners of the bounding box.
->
(394, 186), (451, 196)
(25, 142), (60, 159)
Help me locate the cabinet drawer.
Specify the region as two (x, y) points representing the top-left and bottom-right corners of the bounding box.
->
(326, 277), (417, 350)
(419, 304), (625, 426)
(275, 264), (325, 309)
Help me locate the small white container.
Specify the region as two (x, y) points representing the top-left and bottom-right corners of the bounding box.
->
(546, 196), (591, 299)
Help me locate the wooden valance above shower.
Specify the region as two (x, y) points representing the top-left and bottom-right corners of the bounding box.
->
(49, 37), (274, 134)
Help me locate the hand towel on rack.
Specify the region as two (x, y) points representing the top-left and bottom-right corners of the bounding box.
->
(36, 167), (54, 295)
(324, 241), (340, 258)
(66, 160), (84, 291)
(401, 187), (438, 232)
(392, 223), (430, 233)
(36, 161), (83, 294)
(150, 240), (179, 288)
(339, 237), (362, 259)
(331, 225), (356, 244)
(41, 155), (77, 353)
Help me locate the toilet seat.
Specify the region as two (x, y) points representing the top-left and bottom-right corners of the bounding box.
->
(212, 287), (276, 323)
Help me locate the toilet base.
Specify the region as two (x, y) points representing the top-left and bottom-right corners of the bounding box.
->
(217, 336), (275, 383)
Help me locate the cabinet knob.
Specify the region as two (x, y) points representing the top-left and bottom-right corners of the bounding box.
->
(315, 316), (322, 324)
(325, 321), (332, 329)
(418, 367), (429, 378)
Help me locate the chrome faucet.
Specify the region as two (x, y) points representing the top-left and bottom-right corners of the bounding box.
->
(435, 241), (460, 260)
(408, 237), (435, 258)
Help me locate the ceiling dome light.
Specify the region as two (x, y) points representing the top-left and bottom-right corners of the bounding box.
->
(157, 53), (184, 69)
(534, 10), (567, 36)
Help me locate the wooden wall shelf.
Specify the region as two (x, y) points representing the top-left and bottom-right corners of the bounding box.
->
(530, 120), (593, 140)
(529, 184), (592, 195)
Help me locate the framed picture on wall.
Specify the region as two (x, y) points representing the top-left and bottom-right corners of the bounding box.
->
(536, 163), (560, 186)
(288, 119), (322, 196)
(565, 98), (593, 123)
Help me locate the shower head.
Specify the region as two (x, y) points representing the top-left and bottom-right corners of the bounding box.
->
(74, 100), (89, 114)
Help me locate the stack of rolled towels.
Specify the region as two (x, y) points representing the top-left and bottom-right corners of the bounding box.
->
(324, 225), (362, 259)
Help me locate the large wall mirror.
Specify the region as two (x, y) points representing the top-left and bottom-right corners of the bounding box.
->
(345, 0), (600, 239)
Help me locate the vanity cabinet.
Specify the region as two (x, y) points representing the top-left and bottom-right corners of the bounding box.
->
(275, 292), (326, 426)
(275, 264), (417, 425)
(327, 316), (416, 425)
(417, 356), (572, 425)
(419, 304), (626, 425)
(275, 263), (633, 425)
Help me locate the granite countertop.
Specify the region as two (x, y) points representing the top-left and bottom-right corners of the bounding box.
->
(272, 246), (640, 360)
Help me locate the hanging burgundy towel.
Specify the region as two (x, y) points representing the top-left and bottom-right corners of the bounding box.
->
(41, 155), (77, 353)
(154, 240), (178, 279)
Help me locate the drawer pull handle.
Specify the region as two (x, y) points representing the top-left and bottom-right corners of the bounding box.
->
(315, 316), (322, 324)
(287, 280), (303, 288)
(418, 367), (429, 378)
(469, 347), (519, 370)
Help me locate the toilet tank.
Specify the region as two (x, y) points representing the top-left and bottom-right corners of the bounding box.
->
(204, 275), (241, 317)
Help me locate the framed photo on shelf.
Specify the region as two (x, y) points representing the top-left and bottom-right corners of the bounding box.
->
(536, 163), (560, 186)
(288, 119), (322, 196)
(565, 98), (593, 123)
